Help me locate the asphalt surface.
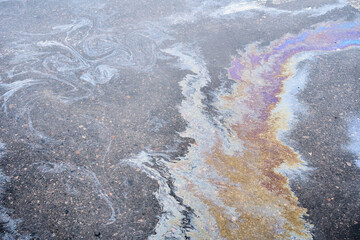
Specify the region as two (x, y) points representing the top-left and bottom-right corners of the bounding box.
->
(0, 0), (359, 239)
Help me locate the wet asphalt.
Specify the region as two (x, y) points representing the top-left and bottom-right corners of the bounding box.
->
(0, 0), (360, 239)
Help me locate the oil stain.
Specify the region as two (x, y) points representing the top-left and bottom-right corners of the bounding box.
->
(171, 21), (360, 239)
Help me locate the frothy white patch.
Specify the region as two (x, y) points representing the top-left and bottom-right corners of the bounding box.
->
(0, 79), (45, 114)
(295, 0), (348, 17)
(347, 116), (360, 169)
(272, 54), (315, 179)
(80, 65), (117, 85)
(212, 1), (288, 17)
(168, 0), (348, 23)
(162, 43), (246, 238)
(0, 142), (5, 158)
(20, 18), (93, 41)
(215, 0), (348, 17)
(120, 152), (187, 239)
(37, 41), (90, 68)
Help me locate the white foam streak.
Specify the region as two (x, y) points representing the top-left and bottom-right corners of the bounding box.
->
(0, 79), (45, 113)
(37, 41), (90, 68)
(121, 152), (187, 239)
(167, 0), (348, 24)
(162, 44), (243, 238)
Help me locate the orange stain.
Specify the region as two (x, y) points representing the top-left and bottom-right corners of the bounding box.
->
(194, 62), (311, 239)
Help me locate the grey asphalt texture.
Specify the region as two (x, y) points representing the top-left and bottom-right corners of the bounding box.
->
(0, 0), (359, 239)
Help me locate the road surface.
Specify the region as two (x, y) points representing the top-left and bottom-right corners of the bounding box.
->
(0, 0), (359, 239)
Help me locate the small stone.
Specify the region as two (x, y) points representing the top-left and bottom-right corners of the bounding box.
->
(94, 231), (101, 237)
